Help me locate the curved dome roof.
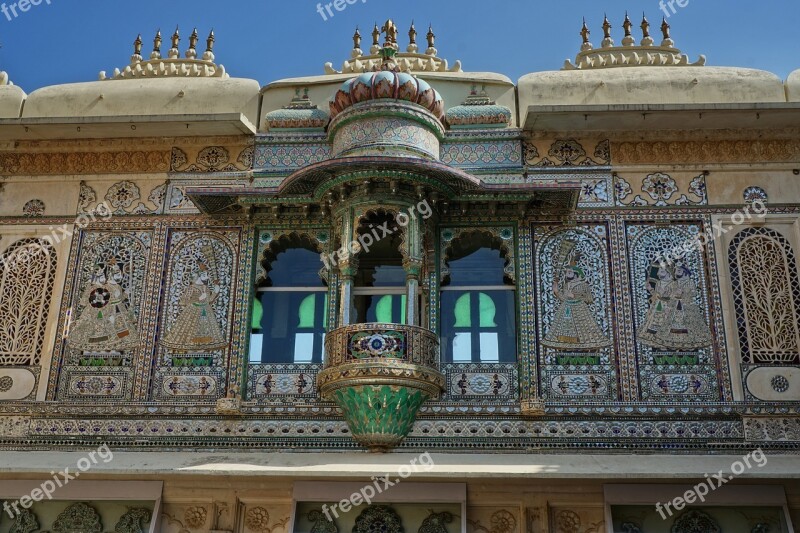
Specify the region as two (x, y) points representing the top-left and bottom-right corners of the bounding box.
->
(330, 70), (444, 121)
(518, 66), (786, 107)
(0, 72), (26, 119)
(23, 77), (260, 124)
(787, 69), (800, 102)
(23, 28), (260, 125)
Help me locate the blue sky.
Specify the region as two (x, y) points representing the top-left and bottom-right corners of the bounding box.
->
(1, 0), (798, 91)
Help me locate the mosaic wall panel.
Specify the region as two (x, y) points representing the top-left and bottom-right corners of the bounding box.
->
(727, 226), (800, 366)
(79, 180), (167, 215)
(614, 172), (707, 207)
(625, 222), (723, 401)
(440, 138), (523, 169)
(254, 135), (331, 171)
(247, 364), (319, 401)
(331, 117), (440, 159)
(21, 416), (745, 448)
(533, 224), (618, 401)
(151, 229), (240, 401)
(51, 230), (155, 401)
(441, 363), (518, 402)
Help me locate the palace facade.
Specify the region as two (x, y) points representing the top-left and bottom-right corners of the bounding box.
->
(0, 15), (799, 533)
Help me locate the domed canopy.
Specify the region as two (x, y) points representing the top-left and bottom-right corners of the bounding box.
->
(446, 85), (511, 129)
(787, 69), (800, 102)
(329, 20), (445, 122)
(330, 70), (444, 121)
(265, 88), (329, 131)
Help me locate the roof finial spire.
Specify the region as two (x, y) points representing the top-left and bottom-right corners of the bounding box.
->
(371, 23), (381, 54)
(407, 20), (418, 53)
(661, 16), (674, 47)
(381, 19), (398, 49)
(580, 18), (593, 51)
(622, 12), (635, 46)
(426, 24), (437, 56)
(601, 14), (614, 48)
(186, 28), (199, 59)
(640, 14), (654, 46)
(169, 26), (180, 59)
(151, 29), (162, 60)
(132, 34), (143, 63)
(352, 27), (363, 58)
(203, 29), (215, 61)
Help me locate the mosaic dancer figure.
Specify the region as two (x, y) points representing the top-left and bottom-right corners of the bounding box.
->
(69, 258), (140, 352)
(162, 249), (227, 351)
(543, 240), (611, 350)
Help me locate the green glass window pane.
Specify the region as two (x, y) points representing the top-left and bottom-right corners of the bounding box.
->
(400, 294), (407, 325)
(375, 295), (394, 323)
(322, 293), (329, 329)
(251, 298), (263, 330)
(478, 292), (498, 327)
(453, 293), (472, 327)
(297, 294), (316, 328)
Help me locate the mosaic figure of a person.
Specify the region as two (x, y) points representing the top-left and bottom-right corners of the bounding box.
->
(69, 260), (140, 352)
(542, 257), (611, 351)
(161, 260), (227, 351)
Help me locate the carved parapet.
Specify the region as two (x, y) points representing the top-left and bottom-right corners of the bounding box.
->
(318, 323), (444, 452)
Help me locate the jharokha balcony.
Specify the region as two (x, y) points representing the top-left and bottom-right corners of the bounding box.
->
(318, 323), (445, 452)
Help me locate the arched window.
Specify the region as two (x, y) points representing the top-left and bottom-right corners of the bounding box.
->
(250, 236), (327, 364)
(353, 211), (408, 324)
(440, 233), (516, 363)
(729, 227), (800, 364)
(0, 238), (57, 366)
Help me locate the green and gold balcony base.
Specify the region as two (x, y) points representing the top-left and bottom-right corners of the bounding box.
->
(319, 323), (445, 452)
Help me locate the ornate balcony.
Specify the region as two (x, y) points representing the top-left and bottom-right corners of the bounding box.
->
(318, 323), (445, 452)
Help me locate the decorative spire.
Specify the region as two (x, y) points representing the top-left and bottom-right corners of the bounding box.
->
(151, 29), (162, 60)
(640, 14), (654, 46)
(186, 28), (199, 59)
(352, 26), (363, 58)
(407, 21), (418, 53)
(100, 26), (228, 80)
(563, 15), (705, 70)
(661, 17), (674, 47)
(381, 19), (398, 49)
(580, 18), (592, 51)
(204, 29), (215, 61)
(169, 26), (180, 59)
(132, 34), (143, 62)
(371, 23), (381, 54)
(426, 24), (437, 56)
(378, 20), (400, 72)
(601, 14), (614, 47)
(621, 12), (635, 46)
(323, 20), (462, 75)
